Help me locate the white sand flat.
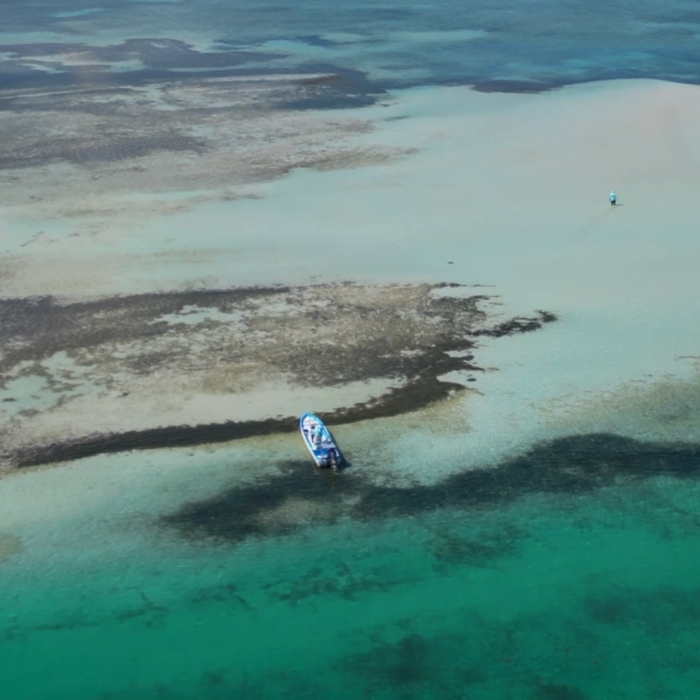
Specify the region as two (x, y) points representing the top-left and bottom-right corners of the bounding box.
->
(2, 79), (700, 483)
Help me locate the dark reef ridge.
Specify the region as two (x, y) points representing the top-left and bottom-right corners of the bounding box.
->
(162, 432), (700, 545)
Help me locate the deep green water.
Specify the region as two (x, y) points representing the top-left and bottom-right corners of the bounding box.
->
(2, 473), (700, 699)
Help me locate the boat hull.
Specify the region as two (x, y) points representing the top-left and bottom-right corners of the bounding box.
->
(299, 413), (342, 469)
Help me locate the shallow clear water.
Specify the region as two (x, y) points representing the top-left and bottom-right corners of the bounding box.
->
(3, 473), (700, 699)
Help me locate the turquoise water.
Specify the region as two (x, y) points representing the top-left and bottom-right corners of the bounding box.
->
(3, 472), (700, 699)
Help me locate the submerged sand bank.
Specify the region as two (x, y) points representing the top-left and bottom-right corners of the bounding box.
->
(1, 78), (700, 479)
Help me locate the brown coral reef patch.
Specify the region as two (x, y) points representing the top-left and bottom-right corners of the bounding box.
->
(0, 282), (555, 468)
(0, 61), (396, 209)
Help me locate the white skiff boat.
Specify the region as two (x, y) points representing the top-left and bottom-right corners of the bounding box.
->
(300, 413), (342, 470)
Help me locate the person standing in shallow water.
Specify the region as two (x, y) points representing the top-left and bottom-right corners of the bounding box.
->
(609, 190), (617, 206)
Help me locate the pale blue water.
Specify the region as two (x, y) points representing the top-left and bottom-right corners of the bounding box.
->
(2, 0), (700, 90)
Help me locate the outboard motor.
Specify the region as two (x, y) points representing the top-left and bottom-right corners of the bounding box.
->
(329, 449), (340, 471)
